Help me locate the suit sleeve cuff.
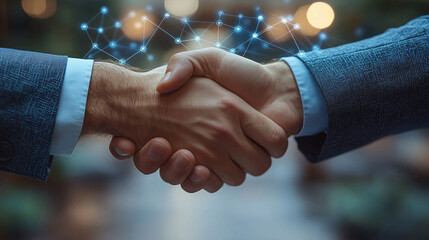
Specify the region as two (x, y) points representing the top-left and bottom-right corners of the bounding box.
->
(281, 56), (328, 137)
(49, 58), (93, 156)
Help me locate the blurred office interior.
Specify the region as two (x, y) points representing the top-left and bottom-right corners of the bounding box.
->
(1, 0), (429, 239)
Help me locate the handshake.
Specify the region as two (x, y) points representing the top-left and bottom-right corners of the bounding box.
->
(82, 48), (304, 193)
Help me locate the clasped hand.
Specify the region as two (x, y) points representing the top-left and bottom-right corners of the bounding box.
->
(98, 48), (303, 193)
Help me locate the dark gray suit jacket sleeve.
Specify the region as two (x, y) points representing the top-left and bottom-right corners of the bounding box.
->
(0, 48), (67, 180)
(295, 15), (429, 163)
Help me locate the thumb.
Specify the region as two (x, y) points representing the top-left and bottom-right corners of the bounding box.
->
(156, 48), (225, 94)
(156, 54), (195, 94)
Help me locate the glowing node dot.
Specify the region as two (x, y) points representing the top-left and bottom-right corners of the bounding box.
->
(312, 45), (320, 51)
(92, 43), (98, 49)
(194, 36), (201, 41)
(235, 26), (242, 33)
(148, 55), (154, 61)
(175, 38), (182, 44)
(164, 13), (170, 18)
(101, 7), (108, 14)
(252, 33), (258, 38)
(218, 10), (224, 16)
(216, 20), (223, 26)
(319, 32), (328, 41)
(119, 59), (126, 64)
(293, 24), (301, 30)
(98, 27), (104, 33)
(181, 18), (189, 24)
(238, 14), (243, 19)
(115, 22), (121, 28)
(229, 48), (236, 53)
(109, 41), (117, 48)
(298, 50), (305, 57)
(266, 25), (273, 31)
(141, 16), (148, 22)
(258, 15), (264, 21)
(81, 23), (88, 30)
(140, 46), (147, 52)
(281, 17), (287, 24)
(215, 42), (221, 48)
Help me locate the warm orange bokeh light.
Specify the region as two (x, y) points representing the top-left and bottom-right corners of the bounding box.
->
(122, 9), (156, 41)
(21, 0), (56, 19)
(307, 2), (335, 29)
(294, 5), (320, 37)
(164, 0), (199, 17)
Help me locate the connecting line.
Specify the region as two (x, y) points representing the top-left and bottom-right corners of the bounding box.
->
(179, 24), (186, 38)
(145, 18), (165, 46)
(125, 50), (143, 62)
(87, 12), (100, 24)
(199, 22), (215, 38)
(221, 30), (235, 45)
(97, 48), (120, 61)
(83, 49), (93, 59)
(258, 38), (295, 55)
(86, 31), (94, 43)
(284, 22), (300, 51)
(148, 19), (176, 41)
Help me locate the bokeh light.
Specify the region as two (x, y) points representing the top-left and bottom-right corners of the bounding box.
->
(307, 2), (335, 29)
(164, 0), (199, 17)
(121, 9), (156, 41)
(21, 0), (56, 19)
(294, 5), (320, 37)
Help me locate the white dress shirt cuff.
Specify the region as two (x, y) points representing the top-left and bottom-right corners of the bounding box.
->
(50, 58), (93, 156)
(281, 56), (328, 137)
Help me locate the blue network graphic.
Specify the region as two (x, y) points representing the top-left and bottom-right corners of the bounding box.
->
(81, 6), (328, 66)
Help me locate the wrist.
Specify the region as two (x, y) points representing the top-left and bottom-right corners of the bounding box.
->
(82, 62), (151, 137)
(265, 61), (304, 136)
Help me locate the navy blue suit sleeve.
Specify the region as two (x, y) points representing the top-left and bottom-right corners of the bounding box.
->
(295, 15), (429, 162)
(0, 48), (67, 181)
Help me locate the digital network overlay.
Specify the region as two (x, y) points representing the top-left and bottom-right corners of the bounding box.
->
(80, 6), (329, 66)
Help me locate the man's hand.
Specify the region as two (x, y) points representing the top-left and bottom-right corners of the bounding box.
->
(157, 48), (304, 136)
(83, 61), (287, 193)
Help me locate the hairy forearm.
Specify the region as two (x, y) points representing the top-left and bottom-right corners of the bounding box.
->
(82, 61), (151, 137)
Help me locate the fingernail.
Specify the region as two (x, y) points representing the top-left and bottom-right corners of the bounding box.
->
(114, 147), (130, 157)
(159, 71), (171, 84)
(174, 155), (191, 171)
(190, 171), (202, 184)
(148, 142), (165, 162)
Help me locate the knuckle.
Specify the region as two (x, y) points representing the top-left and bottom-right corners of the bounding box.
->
(269, 127), (287, 152)
(211, 122), (233, 139)
(218, 97), (239, 110)
(170, 52), (185, 62)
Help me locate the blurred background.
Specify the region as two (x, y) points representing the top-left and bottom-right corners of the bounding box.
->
(1, 0), (429, 239)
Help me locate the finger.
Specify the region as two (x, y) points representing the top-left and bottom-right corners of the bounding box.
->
(133, 138), (172, 175)
(109, 136), (136, 160)
(181, 165), (212, 193)
(228, 132), (273, 177)
(159, 149), (196, 185)
(209, 153), (246, 187)
(240, 106), (288, 158)
(203, 173), (224, 193)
